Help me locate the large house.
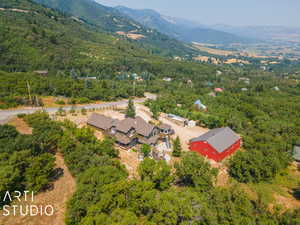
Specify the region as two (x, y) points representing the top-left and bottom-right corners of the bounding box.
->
(189, 127), (241, 162)
(87, 113), (173, 149)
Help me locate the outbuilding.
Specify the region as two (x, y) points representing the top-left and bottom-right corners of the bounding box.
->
(189, 127), (241, 162)
(194, 99), (207, 111)
(293, 146), (300, 162)
(214, 88), (223, 93)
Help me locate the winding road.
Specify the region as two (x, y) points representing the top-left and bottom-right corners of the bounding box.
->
(0, 98), (146, 124)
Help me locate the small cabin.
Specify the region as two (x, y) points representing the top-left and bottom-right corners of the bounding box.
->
(34, 70), (48, 76)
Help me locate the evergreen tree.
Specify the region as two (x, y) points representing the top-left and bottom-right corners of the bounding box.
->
(172, 136), (182, 157)
(126, 98), (136, 118)
(141, 144), (151, 158)
(138, 158), (173, 190)
(175, 152), (218, 192)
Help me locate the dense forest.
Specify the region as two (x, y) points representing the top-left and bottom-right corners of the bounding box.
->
(145, 71), (300, 183)
(1, 112), (296, 224)
(55, 117), (297, 225)
(0, 0), (199, 74)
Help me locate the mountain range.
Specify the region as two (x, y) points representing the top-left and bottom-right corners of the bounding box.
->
(115, 6), (249, 45)
(115, 5), (300, 44)
(33, 0), (256, 46)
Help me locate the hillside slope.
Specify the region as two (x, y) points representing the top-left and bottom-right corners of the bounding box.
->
(0, 0), (128, 71)
(0, 0), (218, 78)
(31, 0), (200, 57)
(33, 0), (139, 32)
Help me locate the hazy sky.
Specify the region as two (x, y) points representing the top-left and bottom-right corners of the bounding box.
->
(95, 0), (300, 27)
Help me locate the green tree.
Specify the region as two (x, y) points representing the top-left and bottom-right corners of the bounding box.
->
(141, 144), (151, 158)
(175, 152), (217, 192)
(126, 98), (136, 118)
(138, 158), (173, 190)
(172, 136), (182, 157)
(24, 153), (55, 192)
(100, 137), (119, 158)
(150, 189), (204, 225)
(81, 108), (87, 115)
(229, 149), (291, 183)
(0, 125), (18, 139)
(150, 104), (160, 120)
(281, 208), (300, 225)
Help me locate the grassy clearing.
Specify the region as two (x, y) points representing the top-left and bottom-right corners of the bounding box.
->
(244, 163), (300, 211)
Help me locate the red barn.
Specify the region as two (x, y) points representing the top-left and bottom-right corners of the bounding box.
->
(189, 127), (241, 162)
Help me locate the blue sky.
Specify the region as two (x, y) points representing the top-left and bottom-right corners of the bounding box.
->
(95, 0), (300, 27)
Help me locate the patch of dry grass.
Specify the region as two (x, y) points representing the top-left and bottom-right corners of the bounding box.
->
(9, 117), (32, 135)
(193, 43), (234, 56)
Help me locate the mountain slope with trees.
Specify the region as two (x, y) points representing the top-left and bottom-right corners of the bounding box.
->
(32, 0), (200, 57)
(116, 6), (250, 45)
(0, 0), (218, 109)
(0, 0), (213, 74)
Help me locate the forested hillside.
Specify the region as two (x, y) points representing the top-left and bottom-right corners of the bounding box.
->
(31, 0), (199, 57)
(0, 0), (203, 75)
(0, 0), (150, 72)
(0, 0), (217, 109)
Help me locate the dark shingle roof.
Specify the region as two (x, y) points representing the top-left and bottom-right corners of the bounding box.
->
(135, 116), (155, 137)
(87, 114), (157, 145)
(115, 116), (154, 137)
(190, 127), (240, 153)
(139, 134), (160, 145)
(87, 113), (117, 130)
(115, 133), (131, 145)
(115, 117), (136, 133)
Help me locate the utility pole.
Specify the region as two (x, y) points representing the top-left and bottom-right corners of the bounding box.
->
(26, 81), (32, 105)
(133, 80), (136, 96)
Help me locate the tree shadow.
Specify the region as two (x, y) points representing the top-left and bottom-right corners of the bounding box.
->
(41, 168), (64, 191)
(50, 167), (64, 182)
(292, 187), (300, 200)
